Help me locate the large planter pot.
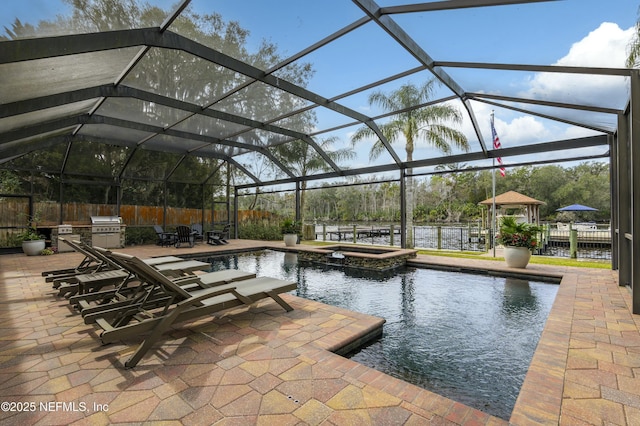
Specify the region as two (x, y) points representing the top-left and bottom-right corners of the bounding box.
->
(283, 234), (298, 247)
(22, 239), (45, 256)
(504, 246), (532, 268)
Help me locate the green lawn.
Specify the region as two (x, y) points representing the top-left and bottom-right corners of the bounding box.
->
(301, 240), (611, 269)
(415, 249), (611, 269)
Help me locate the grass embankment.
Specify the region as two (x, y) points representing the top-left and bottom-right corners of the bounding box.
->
(301, 240), (611, 269)
(415, 249), (611, 269)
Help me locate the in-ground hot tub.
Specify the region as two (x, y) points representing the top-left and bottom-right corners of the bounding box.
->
(295, 244), (417, 271)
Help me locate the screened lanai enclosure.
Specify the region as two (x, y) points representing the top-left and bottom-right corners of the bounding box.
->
(1, 0), (640, 311)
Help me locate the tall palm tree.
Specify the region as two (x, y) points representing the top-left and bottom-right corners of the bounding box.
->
(273, 136), (354, 222)
(351, 80), (469, 248)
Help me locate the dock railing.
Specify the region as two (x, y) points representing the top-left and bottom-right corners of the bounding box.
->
(313, 222), (488, 252)
(539, 222), (611, 260)
(311, 222), (611, 261)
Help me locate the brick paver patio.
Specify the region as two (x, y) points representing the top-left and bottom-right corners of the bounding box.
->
(0, 240), (638, 425)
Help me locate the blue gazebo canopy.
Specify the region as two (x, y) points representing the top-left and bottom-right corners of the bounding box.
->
(556, 204), (598, 212)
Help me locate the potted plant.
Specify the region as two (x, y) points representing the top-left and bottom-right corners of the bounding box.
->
(496, 216), (540, 268)
(281, 219), (301, 247)
(17, 220), (46, 256)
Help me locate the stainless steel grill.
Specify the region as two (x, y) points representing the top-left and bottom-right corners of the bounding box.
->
(90, 216), (122, 248)
(57, 224), (79, 253)
(58, 224), (73, 235)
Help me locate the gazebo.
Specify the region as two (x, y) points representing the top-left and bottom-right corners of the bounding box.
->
(479, 190), (545, 227)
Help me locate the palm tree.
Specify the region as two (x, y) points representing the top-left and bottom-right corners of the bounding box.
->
(273, 136), (354, 222)
(351, 80), (469, 248)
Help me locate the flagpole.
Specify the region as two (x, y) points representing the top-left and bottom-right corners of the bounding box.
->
(491, 111), (497, 257)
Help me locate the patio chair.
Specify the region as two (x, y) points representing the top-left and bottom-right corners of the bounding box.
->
(93, 251), (296, 368)
(207, 224), (230, 245)
(191, 223), (204, 244)
(79, 262), (256, 323)
(41, 252), (102, 282)
(174, 225), (197, 248)
(218, 224), (230, 243)
(154, 225), (176, 247)
(70, 245), (178, 315)
(57, 240), (210, 298)
(44, 237), (117, 284)
(53, 238), (155, 297)
(86, 244), (251, 291)
(85, 241), (211, 277)
(54, 237), (187, 295)
(53, 238), (132, 297)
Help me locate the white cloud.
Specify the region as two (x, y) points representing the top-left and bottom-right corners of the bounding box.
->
(499, 116), (550, 145)
(521, 22), (634, 108)
(460, 101), (549, 148)
(556, 22), (632, 68)
(337, 21), (632, 169)
(458, 22), (632, 162)
(561, 125), (600, 140)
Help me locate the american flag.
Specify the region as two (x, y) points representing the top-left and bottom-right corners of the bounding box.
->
(491, 116), (506, 177)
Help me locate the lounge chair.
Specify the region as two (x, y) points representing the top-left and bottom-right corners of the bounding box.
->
(53, 238), (172, 296)
(154, 225), (176, 247)
(79, 265), (256, 323)
(41, 252), (102, 282)
(56, 240), (210, 297)
(79, 241), (209, 273)
(56, 237), (188, 274)
(174, 225), (197, 248)
(73, 245), (252, 308)
(53, 238), (132, 296)
(44, 237), (117, 284)
(93, 252), (296, 368)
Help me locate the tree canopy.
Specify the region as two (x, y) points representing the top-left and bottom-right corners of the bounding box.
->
(241, 162), (611, 224)
(1, 0), (325, 209)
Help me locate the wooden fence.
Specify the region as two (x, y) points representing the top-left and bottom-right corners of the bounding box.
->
(0, 200), (274, 246)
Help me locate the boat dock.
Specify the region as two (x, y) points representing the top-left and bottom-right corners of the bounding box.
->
(545, 229), (612, 246)
(317, 226), (401, 242)
(311, 224), (612, 253)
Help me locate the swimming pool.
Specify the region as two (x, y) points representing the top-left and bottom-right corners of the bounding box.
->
(199, 249), (558, 420)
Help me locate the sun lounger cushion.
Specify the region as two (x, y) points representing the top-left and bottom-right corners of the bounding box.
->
(94, 252), (297, 368)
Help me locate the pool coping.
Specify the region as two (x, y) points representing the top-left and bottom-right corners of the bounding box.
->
(294, 244), (417, 258)
(158, 242), (640, 424)
(0, 242), (507, 425)
(294, 244), (418, 272)
(1, 240), (638, 425)
(176, 243), (638, 424)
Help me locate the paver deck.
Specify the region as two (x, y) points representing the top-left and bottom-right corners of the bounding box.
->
(0, 240), (638, 425)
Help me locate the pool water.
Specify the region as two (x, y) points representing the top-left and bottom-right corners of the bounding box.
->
(200, 250), (558, 420)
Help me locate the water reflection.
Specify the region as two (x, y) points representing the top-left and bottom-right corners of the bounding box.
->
(202, 253), (238, 271)
(399, 273), (416, 327)
(196, 250), (558, 421)
(282, 252), (297, 271)
(502, 278), (538, 314)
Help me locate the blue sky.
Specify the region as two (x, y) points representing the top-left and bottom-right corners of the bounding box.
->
(3, 0), (72, 28)
(2, 0), (638, 181)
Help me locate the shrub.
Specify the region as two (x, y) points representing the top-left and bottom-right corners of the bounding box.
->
(238, 219), (282, 240)
(125, 226), (158, 246)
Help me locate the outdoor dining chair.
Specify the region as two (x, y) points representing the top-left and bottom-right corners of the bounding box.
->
(154, 225), (176, 247)
(174, 225), (197, 248)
